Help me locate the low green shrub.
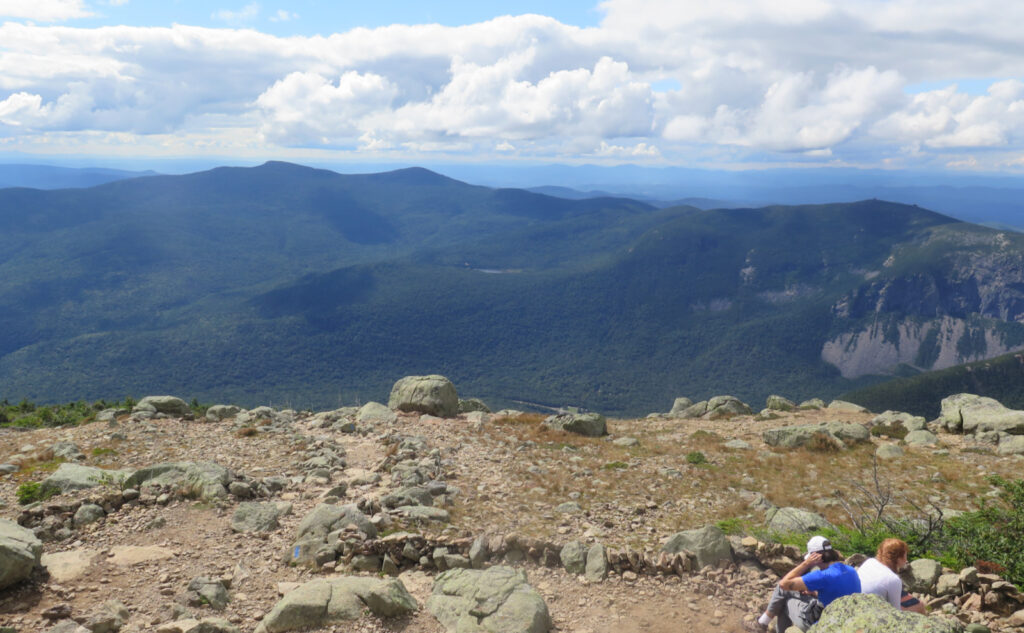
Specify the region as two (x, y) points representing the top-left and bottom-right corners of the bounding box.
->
(939, 476), (1024, 587)
(686, 451), (707, 465)
(870, 422), (909, 440)
(16, 481), (57, 505)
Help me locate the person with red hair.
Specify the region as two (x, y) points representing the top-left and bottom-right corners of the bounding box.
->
(857, 538), (926, 613)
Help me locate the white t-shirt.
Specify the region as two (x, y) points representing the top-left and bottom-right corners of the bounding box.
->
(857, 557), (903, 608)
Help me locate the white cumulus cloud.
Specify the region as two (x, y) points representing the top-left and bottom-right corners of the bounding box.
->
(0, 2), (1023, 166)
(0, 0), (91, 21)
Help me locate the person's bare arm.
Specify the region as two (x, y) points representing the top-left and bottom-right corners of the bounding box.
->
(779, 553), (821, 592)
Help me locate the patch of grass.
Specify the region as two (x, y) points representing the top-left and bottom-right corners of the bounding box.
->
(686, 451), (708, 465)
(16, 481), (58, 505)
(90, 447), (118, 457)
(804, 431), (842, 453)
(602, 461), (628, 470)
(716, 517), (747, 535)
(870, 422), (909, 440)
(21, 457), (66, 476)
(235, 426), (259, 438)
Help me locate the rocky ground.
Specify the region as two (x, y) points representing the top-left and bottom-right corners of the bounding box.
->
(1, 394), (1023, 633)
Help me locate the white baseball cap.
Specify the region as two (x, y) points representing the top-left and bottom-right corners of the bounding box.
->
(804, 535), (833, 560)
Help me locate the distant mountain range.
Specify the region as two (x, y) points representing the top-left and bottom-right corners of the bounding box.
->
(0, 164), (157, 190)
(2, 161), (1024, 415)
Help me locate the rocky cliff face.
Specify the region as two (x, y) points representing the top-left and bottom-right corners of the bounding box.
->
(823, 230), (1024, 378)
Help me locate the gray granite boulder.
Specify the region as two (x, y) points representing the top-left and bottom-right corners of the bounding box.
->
(188, 577), (230, 610)
(766, 395), (796, 411)
(427, 566), (551, 633)
(940, 393), (1024, 435)
(458, 398), (491, 414)
(762, 422), (868, 449)
(905, 430), (939, 447)
(232, 502), (291, 533)
(876, 444), (905, 460)
(560, 541), (587, 575)
(0, 518), (43, 590)
(388, 375), (459, 417)
(83, 599), (130, 633)
(871, 410), (927, 433)
(827, 400), (869, 413)
(661, 525), (732, 569)
(135, 395), (191, 416)
(669, 397), (693, 416)
(41, 463), (131, 495)
(676, 400), (709, 418)
(901, 558), (943, 594)
(382, 486), (433, 508)
(766, 507), (833, 533)
(50, 442), (85, 461)
(255, 576), (417, 633)
(799, 398), (826, 410)
(357, 402), (397, 424)
(997, 435), (1024, 455)
(585, 543), (607, 581)
(123, 461), (231, 500)
(542, 412), (606, 437)
(807, 592), (962, 632)
(704, 395), (752, 419)
(206, 405), (242, 421)
(295, 503), (377, 540)
(73, 503), (106, 527)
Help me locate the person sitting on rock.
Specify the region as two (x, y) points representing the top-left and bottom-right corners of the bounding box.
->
(856, 538), (926, 614)
(746, 536), (861, 632)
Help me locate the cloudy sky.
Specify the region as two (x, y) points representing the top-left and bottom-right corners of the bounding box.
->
(1, 0), (1023, 171)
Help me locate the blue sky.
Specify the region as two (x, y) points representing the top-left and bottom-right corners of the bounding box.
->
(1, 0), (1023, 172)
(73, 1), (604, 34)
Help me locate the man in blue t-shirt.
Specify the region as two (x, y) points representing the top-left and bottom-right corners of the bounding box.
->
(745, 536), (861, 632)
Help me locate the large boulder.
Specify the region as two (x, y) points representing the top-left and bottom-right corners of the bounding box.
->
(458, 398), (491, 414)
(807, 592), (963, 632)
(940, 394), (1024, 435)
(357, 402), (397, 425)
(827, 400), (869, 413)
(677, 400), (709, 418)
(669, 398), (694, 416)
(123, 462), (231, 500)
(206, 405), (242, 421)
(388, 375), (459, 417)
(542, 412), (607, 437)
(905, 430), (939, 447)
(762, 422), (868, 449)
(0, 518), (43, 590)
(295, 504), (377, 540)
(901, 558), (943, 594)
(135, 395), (191, 416)
(704, 395), (752, 419)
(41, 463), (131, 495)
(427, 566), (552, 633)
(231, 502), (291, 533)
(997, 435), (1024, 456)
(255, 576), (417, 633)
(560, 541), (587, 575)
(661, 525), (733, 570)
(871, 410), (927, 433)
(765, 507), (833, 534)
(766, 395), (796, 411)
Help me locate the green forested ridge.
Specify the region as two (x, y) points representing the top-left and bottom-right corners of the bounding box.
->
(842, 350), (1024, 418)
(2, 162), (1023, 415)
